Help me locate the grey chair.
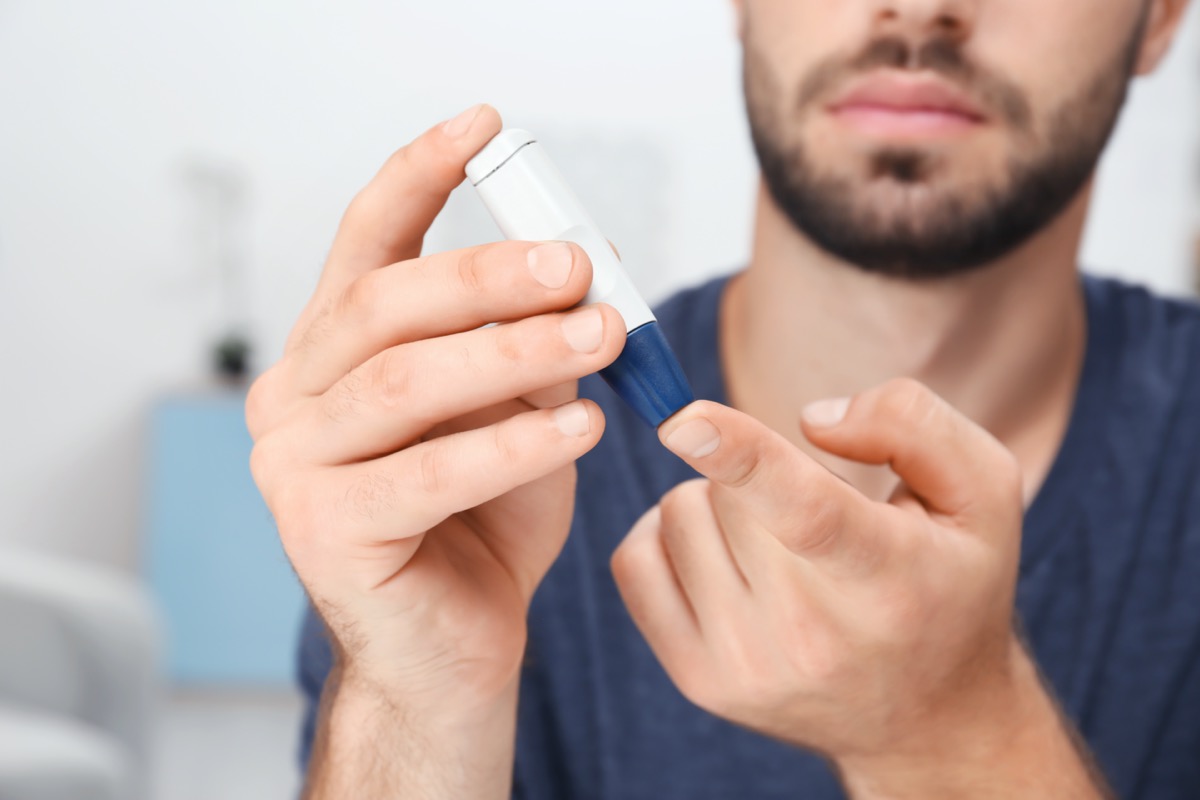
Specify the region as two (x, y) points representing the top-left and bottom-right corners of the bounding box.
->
(0, 545), (161, 800)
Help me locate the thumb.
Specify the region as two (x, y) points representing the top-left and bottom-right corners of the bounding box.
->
(799, 378), (1022, 526)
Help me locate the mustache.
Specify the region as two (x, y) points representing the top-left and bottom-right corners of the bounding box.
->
(796, 36), (1033, 129)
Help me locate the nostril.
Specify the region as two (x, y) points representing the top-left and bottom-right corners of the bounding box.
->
(935, 13), (965, 34)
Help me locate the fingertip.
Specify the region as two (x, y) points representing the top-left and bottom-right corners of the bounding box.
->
(591, 302), (630, 357)
(800, 396), (852, 432)
(475, 102), (503, 131)
(552, 396), (607, 445)
(611, 503), (662, 575)
(580, 396), (607, 440)
(473, 104), (504, 148)
(631, 504), (663, 541)
(552, 399), (593, 438)
(658, 400), (722, 439)
(554, 242), (594, 305)
(440, 102), (502, 145)
(566, 241), (594, 284)
(660, 412), (722, 460)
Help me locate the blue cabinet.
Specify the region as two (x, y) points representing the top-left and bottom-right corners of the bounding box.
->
(144, 391), (306, 687)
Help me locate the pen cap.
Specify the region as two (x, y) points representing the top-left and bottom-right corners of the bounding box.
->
(466, 131), (655, 334)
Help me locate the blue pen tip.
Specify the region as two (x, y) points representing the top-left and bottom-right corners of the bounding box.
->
(599, 322), (695, 428)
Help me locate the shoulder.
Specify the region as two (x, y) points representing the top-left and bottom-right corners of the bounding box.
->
(1079, 273), (1200, 502)
(1084, 274), (1200, 379)
(1083, 276), (1200, 438)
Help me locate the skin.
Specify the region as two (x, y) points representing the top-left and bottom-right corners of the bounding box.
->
(245, 1), (1192, 797)
(718, 1), (1186, 509)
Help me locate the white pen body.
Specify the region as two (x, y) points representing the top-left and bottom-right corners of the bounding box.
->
(466, 130), (656, 334)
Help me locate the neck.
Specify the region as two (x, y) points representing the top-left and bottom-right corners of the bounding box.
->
(721, 180), (1090, 502)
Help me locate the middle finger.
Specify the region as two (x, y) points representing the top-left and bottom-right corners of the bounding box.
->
(282, 240), (594, 398)
(284, 302), (626, 465)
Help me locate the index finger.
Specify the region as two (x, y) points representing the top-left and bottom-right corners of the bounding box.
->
(658, 400), (886, 573)
(289, 103), (504, 348)
(801, 378), (1024, 529)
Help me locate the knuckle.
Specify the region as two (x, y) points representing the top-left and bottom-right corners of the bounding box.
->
(455, 247), (488, 296)
(418, 443), (451, 498)
(723, 446), (765, 491)
(325, 365), (368, 422)
(878, 377), (938, 424)
(491, 419), (524, 469)
(248, 436), (278, 493)
(390, 141), (417, 173)
(271, 478), (320, 546)
(244, 370), (276, 439)
(660, 479), (707, 519)
(342, 186), (383, 233)
(337, 270), (382, 331)
(339, 471), (399, 524)
(611, 522), (661, 586)
(368, 349), (415, 411)
(658, 484), (687, 520)
(609, 539), (636, 583)
(780, 496), (842, 556)
(250, 440), (312, 536)
(680, 476), (711, 499)
(292, 298), (336, 357)
(611, 531), (651, 583)
(493, 320), (536, 366)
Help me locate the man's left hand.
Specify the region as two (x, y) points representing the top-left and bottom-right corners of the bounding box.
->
(612, 378), (1069, 794)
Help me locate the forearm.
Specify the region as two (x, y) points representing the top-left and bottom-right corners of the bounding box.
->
(304, 665), (519, 800)
(835, 642), (1111, 800)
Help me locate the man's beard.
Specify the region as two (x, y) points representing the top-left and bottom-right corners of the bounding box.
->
(743, 27), (1144, 279)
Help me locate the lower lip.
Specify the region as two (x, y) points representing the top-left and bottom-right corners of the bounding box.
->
(831, 105), (981, 138)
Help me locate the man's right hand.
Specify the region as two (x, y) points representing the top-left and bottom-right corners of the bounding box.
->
(244, 104), (626, 794)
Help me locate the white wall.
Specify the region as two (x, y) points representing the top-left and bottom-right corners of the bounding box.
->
(1084, 3), (1200, 294)
(0, 1), (1196, 569)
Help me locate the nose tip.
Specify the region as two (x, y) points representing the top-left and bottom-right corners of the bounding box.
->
(874, 0), (974, 43)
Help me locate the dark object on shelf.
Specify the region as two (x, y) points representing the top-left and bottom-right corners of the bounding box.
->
(213, 333), (251, 382)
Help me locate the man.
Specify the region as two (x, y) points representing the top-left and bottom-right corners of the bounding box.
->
(246, 0), (1200, 796)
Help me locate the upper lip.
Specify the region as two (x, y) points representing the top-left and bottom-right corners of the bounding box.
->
(828, 71), (985, 121)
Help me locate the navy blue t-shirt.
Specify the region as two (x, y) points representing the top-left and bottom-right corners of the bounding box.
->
(298, 272), (1200, 798)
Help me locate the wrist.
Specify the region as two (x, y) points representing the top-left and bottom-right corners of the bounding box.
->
(834, 637), (1062, 799)
(330, 620), (529, 721)
(307, 663), (520, 799)
(334, 658), (522, 734)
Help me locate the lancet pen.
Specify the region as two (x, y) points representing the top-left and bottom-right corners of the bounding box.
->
(467, 129), (694, 427)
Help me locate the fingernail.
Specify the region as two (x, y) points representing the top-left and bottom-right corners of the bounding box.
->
(562, 307), (604, 354)
(554, 401), (591, 437)
(664, 418), (721, 458)
(443, 104), (484, 139)
(528, 242), (574, 289)
(803, 397), (851, 427)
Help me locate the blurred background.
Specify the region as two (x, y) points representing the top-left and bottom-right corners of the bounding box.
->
(0, 1), (1197, 798)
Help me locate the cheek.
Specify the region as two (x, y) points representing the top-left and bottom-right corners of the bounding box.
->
(743, 1), (867, 109)
(971, 1), (1144, 126)
(745, 1), (857, 58)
